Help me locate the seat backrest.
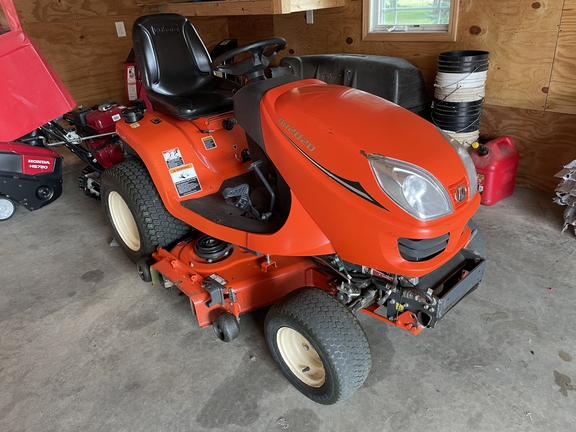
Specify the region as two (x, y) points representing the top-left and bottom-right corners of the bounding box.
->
(132, 14), (213, 97)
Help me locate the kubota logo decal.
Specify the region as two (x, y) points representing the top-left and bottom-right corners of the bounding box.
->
(454, 184), (468, 202)
(277, 118), (315, 152)
(152, 25), (179, 34)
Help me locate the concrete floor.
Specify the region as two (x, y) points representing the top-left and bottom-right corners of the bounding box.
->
(1, 161), (575, 432)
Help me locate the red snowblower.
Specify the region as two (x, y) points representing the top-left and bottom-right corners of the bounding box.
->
(0, 0), (125, 219)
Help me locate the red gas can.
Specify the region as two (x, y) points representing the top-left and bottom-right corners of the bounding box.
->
(471, 136), (519, 206)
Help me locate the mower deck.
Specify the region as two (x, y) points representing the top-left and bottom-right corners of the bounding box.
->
(151, 237), (331, 328)
(150, 233), (485, 337)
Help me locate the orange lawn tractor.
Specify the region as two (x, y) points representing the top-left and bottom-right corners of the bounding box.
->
(100, 14), (486, 404)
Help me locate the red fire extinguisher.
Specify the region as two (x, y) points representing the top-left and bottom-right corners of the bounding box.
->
(471, 137), (519, 206)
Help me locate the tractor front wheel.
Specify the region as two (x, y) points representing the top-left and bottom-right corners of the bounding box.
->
(101, 159), (191, 263)
(265, 287), (371, 405)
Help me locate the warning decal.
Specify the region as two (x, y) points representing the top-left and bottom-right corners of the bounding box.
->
(169, 163), (202, 197)
(127, 66), (137, 101)
(477, 173), (485, 194)
(163, 148), (184, 169)
(209, 274), (228, 286)
(202, 136), (217, 150)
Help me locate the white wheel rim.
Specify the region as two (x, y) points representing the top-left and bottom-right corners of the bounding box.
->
(108, 191), (140, 251)
(277, 327), (325, 388)
(0, 198), (15, 220)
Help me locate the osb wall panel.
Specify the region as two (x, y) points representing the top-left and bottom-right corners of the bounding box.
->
(16, 1), (144, 23)
(267, 0), (574, 193)
(272, 0), (564, 110)
(481, 104), (576, 192)
(547, 0), (576, 114)
(13, 0), (229, 106)
(228, 16), (274, 47)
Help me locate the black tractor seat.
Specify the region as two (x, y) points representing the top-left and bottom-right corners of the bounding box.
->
(132, 14), (241, 120)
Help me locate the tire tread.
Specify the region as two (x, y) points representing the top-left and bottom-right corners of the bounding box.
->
(101, 159), (191, 260)
(267, 288), (371, 404)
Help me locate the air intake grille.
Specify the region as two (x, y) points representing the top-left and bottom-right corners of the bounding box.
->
(398, 234), (450, 262)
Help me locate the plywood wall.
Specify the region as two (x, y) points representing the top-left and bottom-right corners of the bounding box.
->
(227, 0), (576, 192)
(271, 0), (565, 110)
(13, 0), (229, 106)
(547, 0), (576, 114)
(228, 15), (275, 46)
(481, 105), (576, 192)
(10, 1), (575, 192)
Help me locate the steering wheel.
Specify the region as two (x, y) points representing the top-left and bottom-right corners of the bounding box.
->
(211, 38), (286, 83)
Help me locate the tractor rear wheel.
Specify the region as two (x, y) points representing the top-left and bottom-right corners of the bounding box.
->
(265, 287), (371, 405)
(101, 159), (191, 263)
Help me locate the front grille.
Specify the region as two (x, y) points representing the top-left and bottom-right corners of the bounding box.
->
(398, 234), (450, 262)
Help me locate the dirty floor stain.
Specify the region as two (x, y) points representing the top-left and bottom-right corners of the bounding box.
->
(553, 370), (575, 397)
(559, 350), (573, 362)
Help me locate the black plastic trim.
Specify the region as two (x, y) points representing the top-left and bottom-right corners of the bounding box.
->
(398, 234), (450, 262)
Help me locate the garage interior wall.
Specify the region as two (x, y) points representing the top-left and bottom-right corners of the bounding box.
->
(15, 0), (576, 193)
(13, 1), (230, 107)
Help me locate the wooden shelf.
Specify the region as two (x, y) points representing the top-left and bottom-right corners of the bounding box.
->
(143, 0), (345, 16)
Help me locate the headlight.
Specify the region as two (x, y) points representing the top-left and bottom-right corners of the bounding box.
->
(368, 155), (453, 221)
(439, 130), (478, 199)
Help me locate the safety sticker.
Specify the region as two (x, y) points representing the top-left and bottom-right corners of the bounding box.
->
(202, 135), (217, 150)
(209, 274), (228, 286)
(130, 122), (140, 129)
(477, 173), (485, 194)
(163, 148), (184, 169)
(169, 163), (202, 197)
(126, 65), (137, 100)
(112, 114), (121, 122)
(361, 267), (394, 281)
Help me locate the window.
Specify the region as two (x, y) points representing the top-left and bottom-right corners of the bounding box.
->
(363, 0), (459, 42)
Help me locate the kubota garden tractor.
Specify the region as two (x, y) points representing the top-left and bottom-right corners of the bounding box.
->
(1, 5), (486, 404)
(98, 14), (486, 404)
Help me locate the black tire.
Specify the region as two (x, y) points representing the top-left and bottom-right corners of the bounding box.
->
(467, 219), (487, 258)
(0, 197), (16, 221)
(136, 257), (154, 282)
(265, 288), (371, 405)
(101, 159), (191, 263)
(213, 312), (240, 342)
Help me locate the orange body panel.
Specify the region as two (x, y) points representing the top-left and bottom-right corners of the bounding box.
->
(119, 79), (479, 277)
(116, 112), (336, 256)
(259, 80), (478, 276)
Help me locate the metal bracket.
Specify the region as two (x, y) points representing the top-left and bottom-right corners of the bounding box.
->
(203, 278), (226, 308)
(261, 254), (277, 272)
(249, 160), (276, 216)
(228, 287), (237, 303)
